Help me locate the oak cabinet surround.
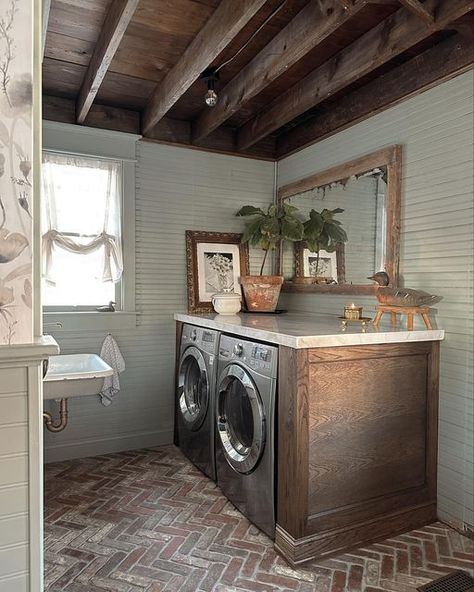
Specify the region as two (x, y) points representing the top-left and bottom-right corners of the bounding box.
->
(175, 313), (443, 564)
(277, 340), (440, 564)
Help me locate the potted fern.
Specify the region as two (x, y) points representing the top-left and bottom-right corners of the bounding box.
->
(301, 208), (348, 282)
(236, 203), (303, 311)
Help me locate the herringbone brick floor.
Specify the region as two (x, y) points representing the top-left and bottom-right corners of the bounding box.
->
(44, 446), (474, 592)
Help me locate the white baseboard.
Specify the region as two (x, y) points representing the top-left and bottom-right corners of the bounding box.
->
(44, 429), (174, 463)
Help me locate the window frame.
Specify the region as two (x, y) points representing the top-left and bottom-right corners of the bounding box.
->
(41, 122), (138, 332)
(42, 150), (125, 312)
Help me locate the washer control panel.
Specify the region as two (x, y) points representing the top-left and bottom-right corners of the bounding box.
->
(181, 324), (219, 355)
(252, 345), (272, 363)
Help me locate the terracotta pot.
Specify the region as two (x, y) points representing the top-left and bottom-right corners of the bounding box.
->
(240, 275), (284, 312)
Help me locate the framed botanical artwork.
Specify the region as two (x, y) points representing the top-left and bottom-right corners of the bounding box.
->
(186, 231), (249, 313)
(295, 243), (346, 284)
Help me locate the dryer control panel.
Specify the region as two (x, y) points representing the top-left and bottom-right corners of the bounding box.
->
(219, 335), (278, 378)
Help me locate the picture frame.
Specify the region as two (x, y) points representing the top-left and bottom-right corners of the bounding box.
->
(186, 231), (249, 313)
(294, 242), (346, 284)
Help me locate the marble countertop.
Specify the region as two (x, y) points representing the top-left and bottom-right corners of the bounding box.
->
(174, 312), (444, 349)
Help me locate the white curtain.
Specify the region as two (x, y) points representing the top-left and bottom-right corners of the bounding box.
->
(42, 152), (123, 285)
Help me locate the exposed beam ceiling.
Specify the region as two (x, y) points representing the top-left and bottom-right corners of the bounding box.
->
(192, 0), (366, 143)
(276, 32), (474, 157)
(43, 0), (473, 161)
(76, 0), (140, 124)
(142, 0), (269, 136)
(398, 0), (434, 23)
(236, 0), (474, 150)
(44, 20), (473, 161)
(43, 33), (473, 161)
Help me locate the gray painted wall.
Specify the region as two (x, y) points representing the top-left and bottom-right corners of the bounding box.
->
(278, 70), (474, 531)
(44, 140), (274, 462)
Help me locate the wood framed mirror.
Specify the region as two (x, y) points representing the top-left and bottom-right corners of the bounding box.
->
(277, 145), (402, 295)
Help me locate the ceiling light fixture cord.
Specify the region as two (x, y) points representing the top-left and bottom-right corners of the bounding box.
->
(215, 0), (289, 73)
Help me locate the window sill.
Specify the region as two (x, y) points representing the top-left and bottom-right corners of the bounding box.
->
(43, 311), (137, 332)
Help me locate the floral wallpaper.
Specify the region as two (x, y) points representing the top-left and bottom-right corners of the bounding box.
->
(0, 0), (33, 344)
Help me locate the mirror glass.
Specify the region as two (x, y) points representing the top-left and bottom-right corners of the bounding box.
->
(286, 168), (387, 285)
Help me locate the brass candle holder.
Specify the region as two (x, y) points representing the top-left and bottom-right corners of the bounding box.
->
(344, 303), (363, 320)
(340, 303), (371, 332)
(340, 317), (372, 332)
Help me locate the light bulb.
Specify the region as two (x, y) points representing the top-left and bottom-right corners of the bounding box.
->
(205, 89), (218, 107)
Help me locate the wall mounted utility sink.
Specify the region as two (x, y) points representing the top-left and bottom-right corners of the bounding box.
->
(44, 354), (113, 400)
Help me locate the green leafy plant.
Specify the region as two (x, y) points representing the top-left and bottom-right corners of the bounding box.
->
(303, 208), (348, 276)
(236, 203), (304, 275)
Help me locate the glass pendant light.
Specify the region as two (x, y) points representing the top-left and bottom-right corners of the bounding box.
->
(201, 69), (219, 107)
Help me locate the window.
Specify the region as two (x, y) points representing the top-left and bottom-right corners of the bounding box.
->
(41, 152), (123, 309)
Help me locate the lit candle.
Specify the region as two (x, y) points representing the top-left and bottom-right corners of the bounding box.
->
(344, 303), (363, 320)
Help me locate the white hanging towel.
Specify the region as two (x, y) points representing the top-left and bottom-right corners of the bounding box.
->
(99, 334), (125, 406)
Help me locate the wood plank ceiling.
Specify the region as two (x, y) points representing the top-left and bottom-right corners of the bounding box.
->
(43, 0), (474, 160)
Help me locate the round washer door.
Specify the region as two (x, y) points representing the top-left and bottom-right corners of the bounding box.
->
(217, 363), (266, 474)
(178, 346), (209, 431)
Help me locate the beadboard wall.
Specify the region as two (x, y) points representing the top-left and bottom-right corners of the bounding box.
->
(0, 366), (29, 591)
(278, 70), (474, 531)
(43, 139), (275, 462)
(0, 340), (58, 592)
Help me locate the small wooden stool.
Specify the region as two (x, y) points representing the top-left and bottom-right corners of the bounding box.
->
(373, 305), (433, 330)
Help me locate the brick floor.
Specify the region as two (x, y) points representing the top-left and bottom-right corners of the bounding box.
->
(44, 446), (474, 592)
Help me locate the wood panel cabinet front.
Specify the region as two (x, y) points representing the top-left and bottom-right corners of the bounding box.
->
(276, 341), (439, 564)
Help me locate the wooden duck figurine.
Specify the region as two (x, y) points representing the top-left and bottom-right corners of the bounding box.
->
(96, 301), (116, 312)
(368, 272), (441, 307)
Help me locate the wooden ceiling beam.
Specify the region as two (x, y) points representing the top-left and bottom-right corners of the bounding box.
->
(141, 0), (269, 136)
(42, 0), (51, 60)
(43, 95), (276, 160)
(76, 0), (140, 124)
(44, 95), (141, 134)
(398, 0), (434, 23)
(236, 0), (474, 150)
(276, 32), (474, 158)
(453, 12), (474, 37)
(192, 0), (366, 143)
(455, 22), (474, 37)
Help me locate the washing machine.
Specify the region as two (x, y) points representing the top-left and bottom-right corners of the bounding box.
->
(215, 334), (278, 538)
(176, 324), (219, 480)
